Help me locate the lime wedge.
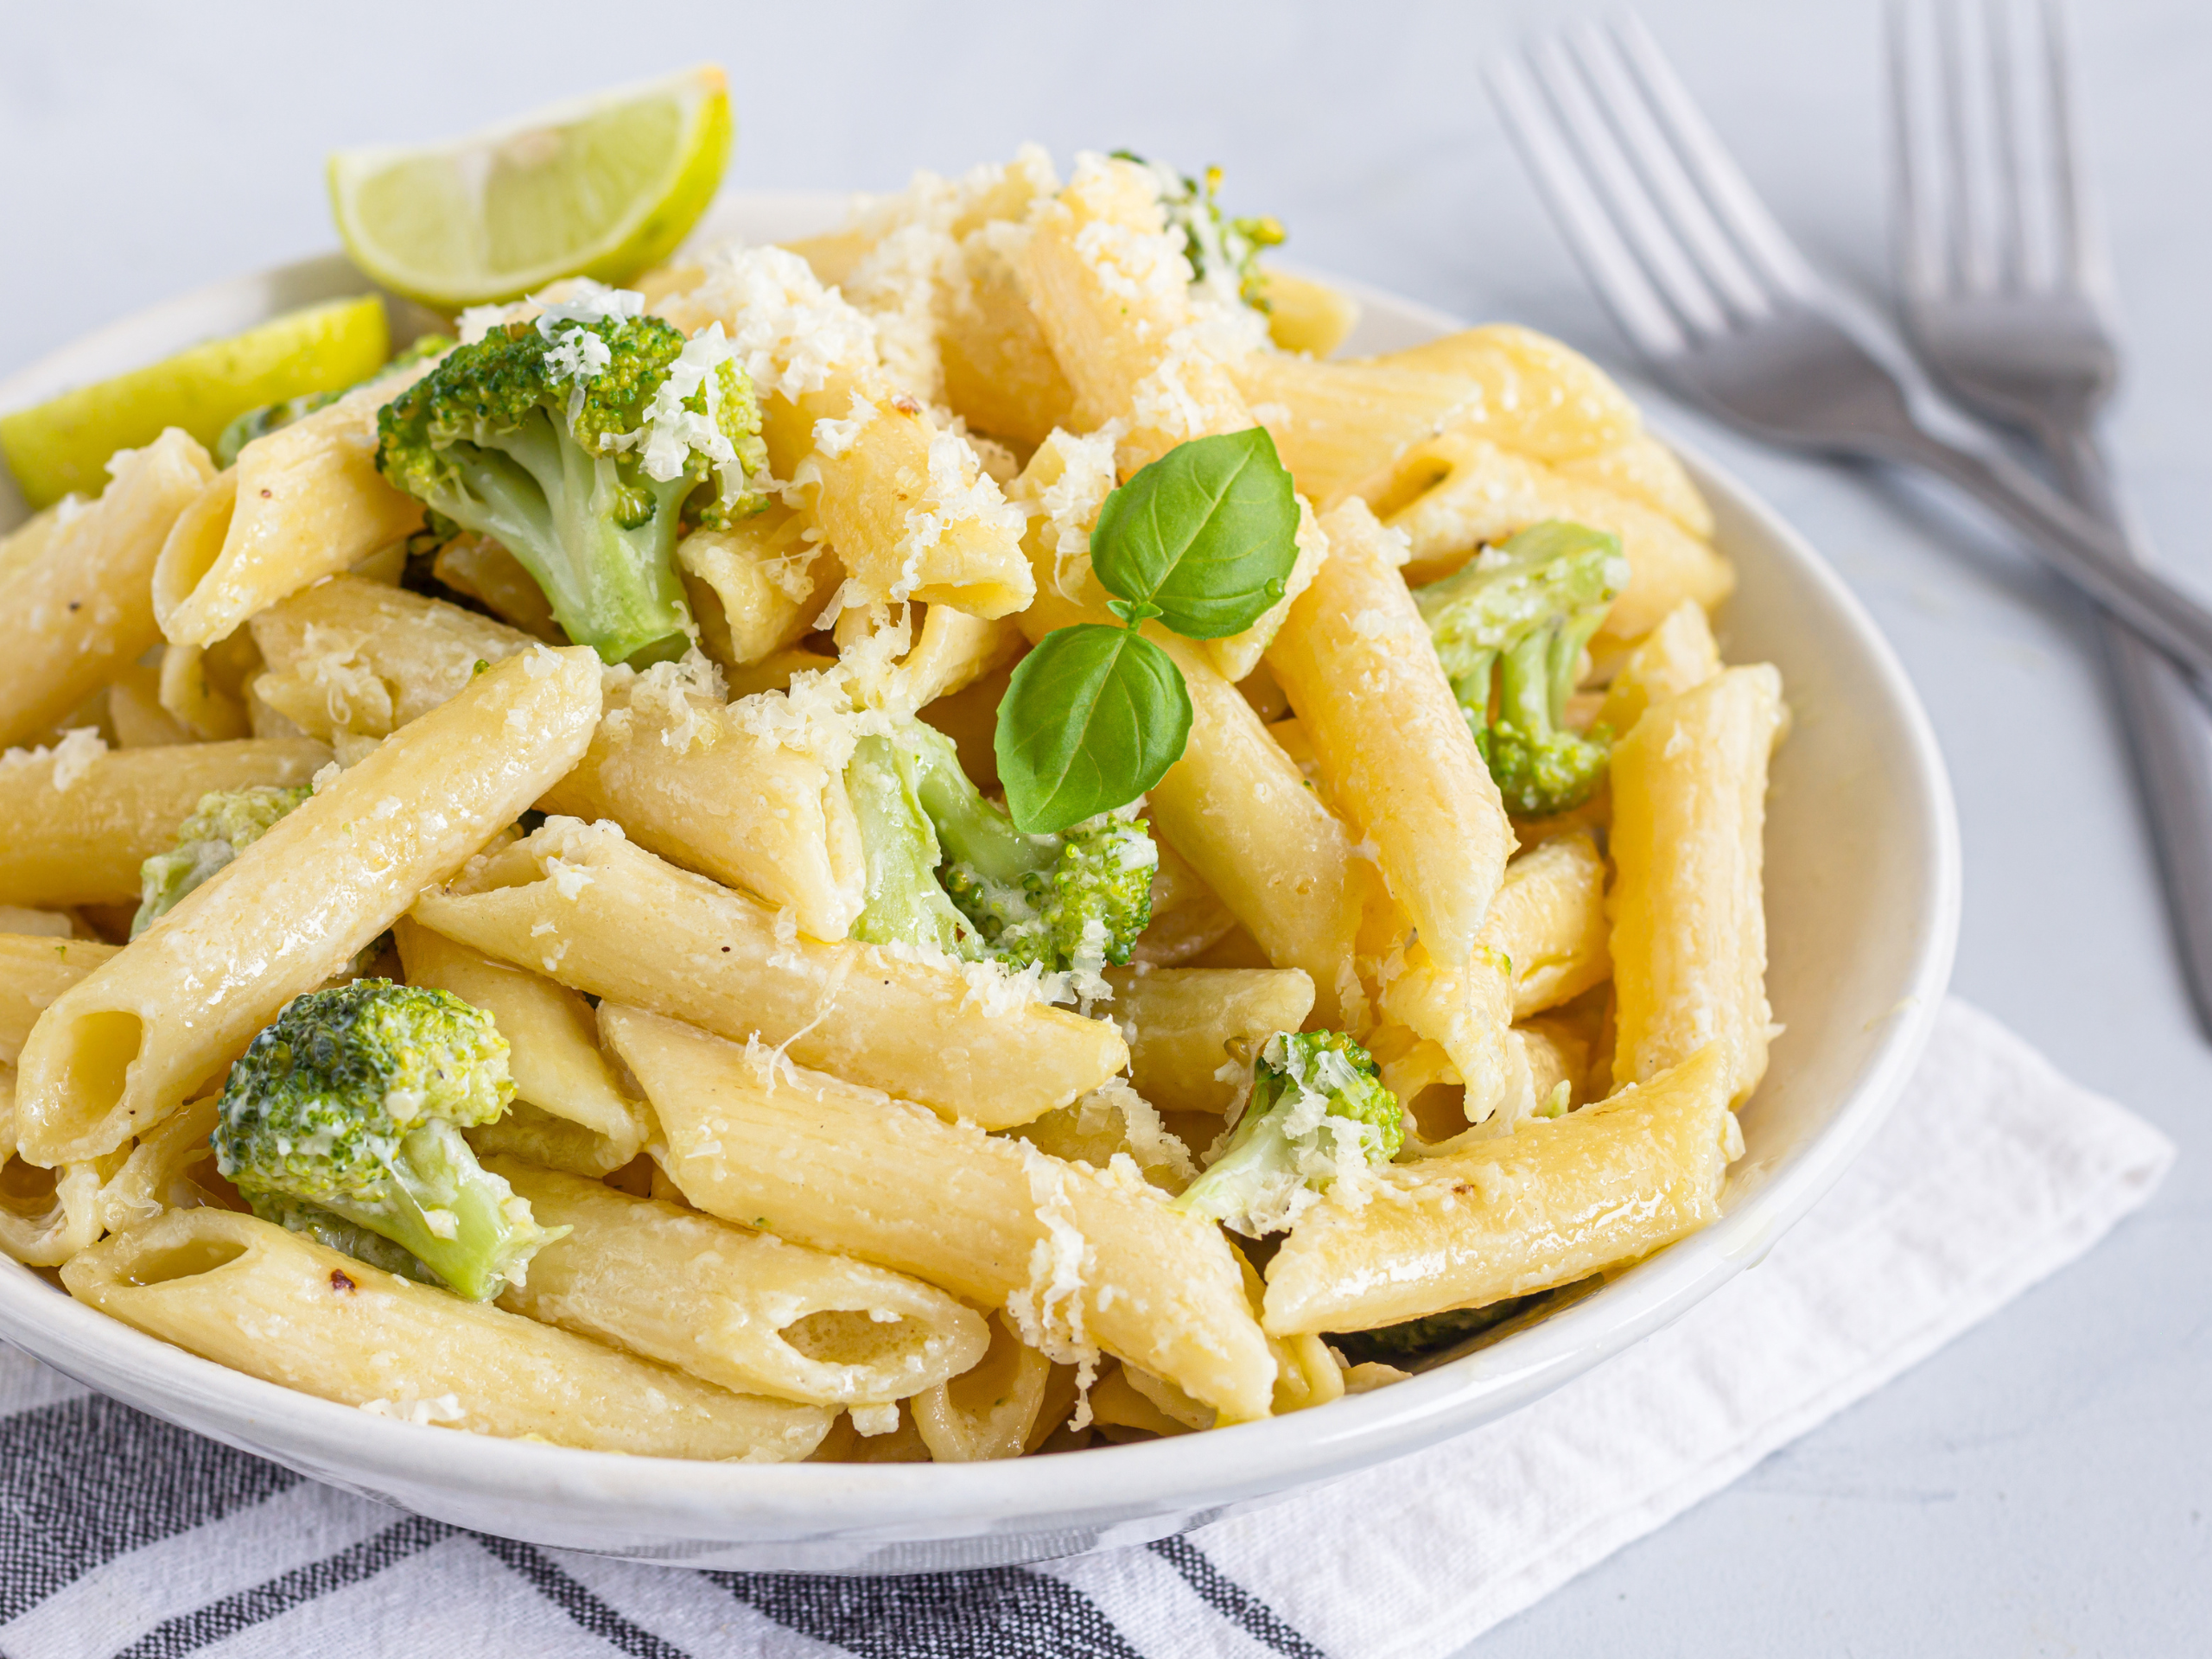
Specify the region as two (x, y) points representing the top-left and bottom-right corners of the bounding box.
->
(0, 296), (389, 510)
(329, 66), (731, 310)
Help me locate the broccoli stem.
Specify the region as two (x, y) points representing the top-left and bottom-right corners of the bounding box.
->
(846, 734), (979, 956)
(461, 409), (691, 666)
(1173, 1110), (1305, 1229)
(906, 723), (1058, 887)
(311, 1122), (543, 1303)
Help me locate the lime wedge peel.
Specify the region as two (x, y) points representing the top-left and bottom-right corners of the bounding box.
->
(0, 296), (389, 510)
(329, 65), (731, 311)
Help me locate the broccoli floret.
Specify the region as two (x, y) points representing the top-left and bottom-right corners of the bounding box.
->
(214, 333), (455, 468)
(1412, 520), (1630, 817)
(843, 719), (1157, 977)
(1173, 1030), (1404, 1236)
(374, 296), (766, 665)
(1112, 151), (1285, 311)
(213, 980), (561, 1300)
(132, 785), (310, 938)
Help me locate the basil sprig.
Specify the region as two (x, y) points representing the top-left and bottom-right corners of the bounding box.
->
(995, 429), (1300, 834)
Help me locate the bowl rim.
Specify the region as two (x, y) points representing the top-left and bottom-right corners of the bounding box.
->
(0, 219), (1962, 1541)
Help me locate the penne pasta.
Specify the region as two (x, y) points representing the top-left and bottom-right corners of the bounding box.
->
(676, 505), (832, 666)
(1371, 324), (1643, 462)
(0, 429), (215, 749)
(412, 818), (1127, 1129)
(1231, 353), (1484, 509)
(603, 1003), (1278, 1423)
(1262, 1043), (1738, 1335)
(1100, 966), (1315, 1114)
(251, 577), (868, 940)
(14, 647), (601, 1164)
(151, 359), (438, 649)
(430, 534), (561, 641)
(911, 1313), (1062, 1462)
(1608, 665), (1785, 1105)
(1487, 831), (1613, 1020)
(1268, 497), (1512, 969)
(486, 1159), (991, 1408)
(0, 936), (119, 1065)
(657, 246), (1033, 618)
(1366, 430), (1734, 642)
(0, 737), (329, 909)
(392, 918), (648, 1166)
(1595, 598), (1724, 737)
(63, 1208), (834, 1459)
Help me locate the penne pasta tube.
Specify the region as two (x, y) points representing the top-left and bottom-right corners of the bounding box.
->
(675, 506), (830, 666)
(1100, 966), (1316, 1114)
(486, 1159), (991, 1408)
(0, 937), (119, 1065)
(1128, 838), (1239, 967)
(657, 247), (1033, 618)
(430, 534), (560, 641)
(92, 1093), (224, 1236)
(1368, 431), (1734, 642)
(1268, 498), (1512, 969)
(0, 737), (330, 909)
(62, 1208), (833, 1460)
(1230, 353), (1484, 508)
(1510, 1016), (1591, 1115)
(1553, 434), (1714, 538)
(1370, 324), (1643, 462)
(1595, 598), (1723, 737)
(1007, 435), (1376, 1025)
(15, 647), (602, 1166)
(1019, 160), (1324, 680)
(604, 1003), (1278, 1422)
(1250, 269), (1362, 359)
(0, 909), (81, 941)
(1609, 665), (1785, 1105)
(0, 430), (215, 749)
(1487, 831), (1612, 1020)
(392, 919), (647, 1160)
(1378, 939), (1521, 1123)
(0, 1154), (106, 1267)
(105, 662), (191, 749)
(911, 1312), (1058, 1463)
(413, 819), (1126, 1129)
(156, 626), (263, 742)
(250, 578), (867, 941)
(151, 359), (437, 649)
(1262, 1043), (1738, 1336)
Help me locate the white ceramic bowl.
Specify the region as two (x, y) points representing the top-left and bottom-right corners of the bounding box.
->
(0, 195), (1961, 1571)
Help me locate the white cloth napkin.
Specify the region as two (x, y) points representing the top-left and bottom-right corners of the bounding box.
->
(0, 997), (2174, 1659)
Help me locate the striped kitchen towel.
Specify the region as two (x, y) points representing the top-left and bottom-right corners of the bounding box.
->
(0, 998), (2176, 1659)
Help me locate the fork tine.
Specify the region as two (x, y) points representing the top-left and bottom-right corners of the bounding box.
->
(1484, 54), (1688, 358)
(1888, 0), (1948, 301)
(1934, 0), (1994, 290)
(2039, 0), (2101, 293)
(1986, 0), (2027, 288)
(1525, 35), (1734, 337)
(1565, 21), (1774, 321)
(1608, 14), (1825, 302)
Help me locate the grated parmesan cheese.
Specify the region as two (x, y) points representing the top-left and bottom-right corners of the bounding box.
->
(1, 727), (109, 792)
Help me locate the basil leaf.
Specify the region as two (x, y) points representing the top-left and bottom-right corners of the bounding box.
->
(1090, 428), (1300, 640)
(995, 624), (1192, 835)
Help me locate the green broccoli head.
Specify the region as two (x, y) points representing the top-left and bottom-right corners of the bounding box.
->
(214, 332), (455, 469)
(1173, 1029), (1404, 1236)
(213, 980), (560, 1300)
(1413, 519), (1630, 817)
(375, 292), (766, 665)
(843, 718), (1159, 983)
(133, 785), (310, 938)
(1112, 151), (1285, 311)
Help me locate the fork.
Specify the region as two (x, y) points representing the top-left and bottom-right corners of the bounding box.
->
(1483, 16), (2212, 685)
(1891, 0), (2212, 1032)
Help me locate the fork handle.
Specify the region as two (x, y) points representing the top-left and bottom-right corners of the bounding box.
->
(1884, 425), (2212, 682)
(2042, 429), (2212, 1037)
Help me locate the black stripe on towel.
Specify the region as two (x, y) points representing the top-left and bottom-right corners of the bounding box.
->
(1148, 1535), (1330, 1659)
(0, 1393), (302, 1622)
(476, 1535), (691, 1658)
(111, 1513), (455, 1659)
(712, 1567), (1147, 1659)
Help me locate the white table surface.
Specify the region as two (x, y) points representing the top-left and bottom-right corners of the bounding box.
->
(3, 1), (2205, 1652)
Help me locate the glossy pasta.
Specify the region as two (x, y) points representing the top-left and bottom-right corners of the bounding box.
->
(0, 139), (1783, 1460)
